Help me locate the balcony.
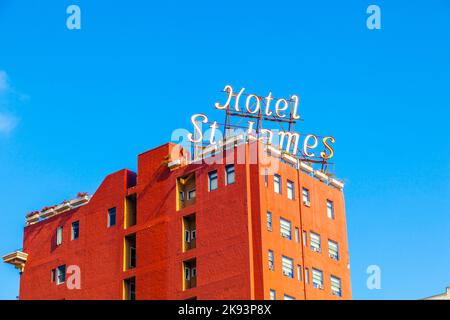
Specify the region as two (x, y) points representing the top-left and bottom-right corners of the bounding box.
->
(177, 173), (196, 210)
(3, 250), (28, 272)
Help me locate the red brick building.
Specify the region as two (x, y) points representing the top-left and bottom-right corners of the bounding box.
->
(3, 139), (351, 300)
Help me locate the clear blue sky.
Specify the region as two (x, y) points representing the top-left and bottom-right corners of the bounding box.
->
(0, 0), (449, 300)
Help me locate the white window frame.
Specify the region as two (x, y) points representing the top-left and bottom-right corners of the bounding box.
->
(269, 289), (276, 300)
(331, 275), (342, 297)
(267, 211), (273, 231)
(328, 239), (339, 260)
(327, 200), (335, 219)
(208, 171), (218, 191)
(310, 232), (321, 253)
(56, 265), (66, 285)
(282, 255), (294, 279)
(225, 165), (235, 185)
(312, 268), (324, 289)
(297, 265), (302, 281)
(280, 218), (292, 240)
(302, 230), (307, 247)
(274, 174), (281, 194)
(56, 226), (63, 246)
(268, 250), (274, 271)
(287, 180), (294, 200)
(302, 188), (310, 206)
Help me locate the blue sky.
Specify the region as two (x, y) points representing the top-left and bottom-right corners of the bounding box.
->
(0, 0), (449, 300)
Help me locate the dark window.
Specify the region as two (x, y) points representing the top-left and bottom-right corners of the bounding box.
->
(71, 221), (79, 240)
(124, 277), (136, 300)
(108, 207), (116, 227)
(57, 265), (66, 284)
(225, 165), (235, 185)
(208, 171), (218, 191)
(125, 234), (136, 270)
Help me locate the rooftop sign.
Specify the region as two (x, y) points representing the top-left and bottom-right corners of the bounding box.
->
(187, 85), (335, 161)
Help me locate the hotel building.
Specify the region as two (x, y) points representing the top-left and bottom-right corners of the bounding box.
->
(3, 138), (351, 300)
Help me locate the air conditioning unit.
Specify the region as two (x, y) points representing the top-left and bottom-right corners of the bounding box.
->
(332, 290), (341, 296)
(329, 253), (339, 260)
(281, 233), (291, 240)
(283, 270), (293, 277)
(314, 283), (324, 290)
(311, 247), (321, 253)
(303, 200), (311, 207)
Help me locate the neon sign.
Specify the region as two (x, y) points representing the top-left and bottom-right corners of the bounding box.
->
(187, 85), (335, 160)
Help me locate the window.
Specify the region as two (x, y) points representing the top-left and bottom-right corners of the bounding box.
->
(183, 259), (197, 290)
(208, 170), (218, 191)
(56, 226), (63, 246)
(310, 232), (321, 253)
(302, 188), (310, 206)
(287, 180), (294, 200)
(124, 277), (136, 300)
(280, 218), (292, 240)
(57, 265), (66, 285)
(328, 240), (339, 260)
(71, 221), (79, 240)
(284, 294), (296, 300)
(282, 256), (294, 278)
(125, 194), (137, 228)
(266, 211), (272, 231)
(297, 265), (302, 281)
(51, 269), (56, 282)
(295, 227), (299, 243)
(274, 174), (281, 194)
(268, 250), (274, 271)
(177, 173), (196, 210)
(305, 268), (309, 284)
(187, 190), (196, 200)
(312, 268), (324, 289)
(124, 234), (136, 270)
(183, 214), (196, 251)
(331, 275), (342, 297)
(327, 200), (334, 219)
(302, 230), (307, 247)
(225, 165), (235, 185)
(108, 207), (116, 227)
(264, 169), (268, 187)
(269, 289), (276, 300)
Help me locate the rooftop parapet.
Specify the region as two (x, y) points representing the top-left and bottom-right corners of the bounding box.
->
(25, 192), (91, 226)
